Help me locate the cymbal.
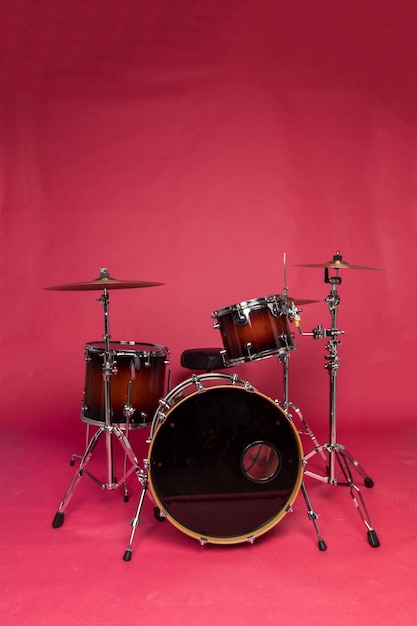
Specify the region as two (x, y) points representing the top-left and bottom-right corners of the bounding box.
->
(286, 296), (320, 305)
(294, 252), (383, 271)
(45, 274), (164, 291)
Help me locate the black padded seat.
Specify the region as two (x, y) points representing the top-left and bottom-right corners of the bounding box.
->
(180, 348), (226, 371)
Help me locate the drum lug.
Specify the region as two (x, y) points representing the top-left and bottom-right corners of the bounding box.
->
(246, 536), (255, 544)
(233, 308), (248, 326)
(286, 505), (294, 513)
(158, 398), (171, 411)
(268, 298), (281, 318)
(149, 407), (167, 439)
(279, 333), (290, 350)
(245, 342), (253, 359)
(199, 537), (208, 546)
(191, 374), (206, 392)
(220, 349), (228, 367)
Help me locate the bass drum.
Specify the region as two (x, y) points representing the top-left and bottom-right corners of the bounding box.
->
(148, 374), (303, 545)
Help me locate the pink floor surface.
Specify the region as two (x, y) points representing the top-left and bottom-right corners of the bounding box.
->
(1, 413), (416, 625)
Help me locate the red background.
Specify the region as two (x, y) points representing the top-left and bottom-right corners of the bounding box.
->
(1, 0), (416, 432)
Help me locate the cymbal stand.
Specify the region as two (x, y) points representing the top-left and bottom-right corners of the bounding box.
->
(300, 267), (380, 547)
(274, 349), (326, 551)
(52, 271), (141, 530)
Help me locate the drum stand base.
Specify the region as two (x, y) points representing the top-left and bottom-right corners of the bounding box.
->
(70, 417), (140, 502)
(303, 443), (380, 548)
(52, 425), (141, 530)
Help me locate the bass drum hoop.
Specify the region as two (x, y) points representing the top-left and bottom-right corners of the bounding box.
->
(148, 374), (303, 545)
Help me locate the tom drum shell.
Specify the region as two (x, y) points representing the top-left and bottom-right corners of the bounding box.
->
(82, 341), (170, 428)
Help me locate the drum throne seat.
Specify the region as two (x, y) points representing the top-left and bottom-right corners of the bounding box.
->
(180, 348), (226, 372)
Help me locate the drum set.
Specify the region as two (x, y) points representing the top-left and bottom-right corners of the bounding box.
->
(47, 253), (381, 560)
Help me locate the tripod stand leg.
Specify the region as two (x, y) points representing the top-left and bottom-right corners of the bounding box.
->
(112, 426), (140, 488)
(122, 417), (131, 502)
(339, 446), (374, 487)
(52, 427), (105, 528)
(122, 450), (129, 502)
(123, 470), (149, 561)
(70, 423), (91, 466)
(335, 449), (380, 548)
(300, 481), (327, 551)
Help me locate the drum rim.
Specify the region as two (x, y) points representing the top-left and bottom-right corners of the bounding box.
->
(223, 343), (297, 366)
(80, 413), (150, 429)
(212, 294), (286, 318)
(147, 382), (304, 544)
(149, 373), (251, 439)
(85, 340), (170, 356)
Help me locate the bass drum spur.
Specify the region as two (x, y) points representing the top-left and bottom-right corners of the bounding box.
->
(148, 374), (303, 545)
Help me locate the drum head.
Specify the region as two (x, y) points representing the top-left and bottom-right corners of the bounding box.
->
(148, 385), (303, 544)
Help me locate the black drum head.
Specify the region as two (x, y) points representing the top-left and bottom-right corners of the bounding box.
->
(148, 386), (303, 543)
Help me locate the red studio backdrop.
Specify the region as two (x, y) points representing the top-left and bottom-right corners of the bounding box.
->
(0, 0), (416, 436)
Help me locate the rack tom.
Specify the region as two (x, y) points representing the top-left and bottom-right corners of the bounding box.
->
(212, 295), (296, 366)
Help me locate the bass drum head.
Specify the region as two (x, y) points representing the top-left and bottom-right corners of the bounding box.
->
(148, 384), (303, 544)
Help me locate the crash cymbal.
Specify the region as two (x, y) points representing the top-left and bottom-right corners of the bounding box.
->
(45, 273), (164, 291)
(294, 251), (383, 271)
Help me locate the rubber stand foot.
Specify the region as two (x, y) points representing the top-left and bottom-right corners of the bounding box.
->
(123, 549), (132, 562)
(52, 512), (64, 528)
(367, 529), (380, 548)
(124, 495), (129, 503)
(154, 506), (165, 522)
(318, 539), (327, 551)
(364, 477), (374, 488)
(70, 460), (75, 466)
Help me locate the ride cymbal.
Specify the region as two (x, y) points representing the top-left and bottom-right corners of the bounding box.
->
(294, 251), (383, 271)
(45, 270), (164, 291)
